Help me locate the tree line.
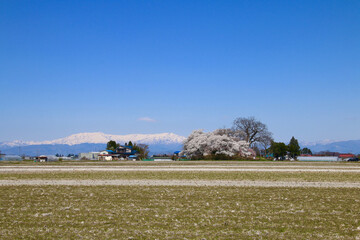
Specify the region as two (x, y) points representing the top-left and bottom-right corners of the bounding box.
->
(182, 116), (313, 160)
(269, 137), (312, 160)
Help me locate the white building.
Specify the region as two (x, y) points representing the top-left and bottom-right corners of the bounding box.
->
(297, 156), (340, 162)
(79, 152), (100, 160)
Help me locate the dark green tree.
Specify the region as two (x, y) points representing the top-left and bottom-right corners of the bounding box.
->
(301, 147), (312, 155)
(270, 141), (288, 159)
(106, 140), (119, 151)
(288, 137), (301, 159)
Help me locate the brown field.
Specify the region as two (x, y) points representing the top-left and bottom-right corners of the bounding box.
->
(1, 161), (360, 239)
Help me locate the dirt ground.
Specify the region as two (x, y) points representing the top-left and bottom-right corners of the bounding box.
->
(1, 164), (360, 172)
(1, 179), (360, 188)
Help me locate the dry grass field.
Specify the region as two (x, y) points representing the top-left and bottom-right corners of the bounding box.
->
(1, 160), (360, 166)
(2, 171), (360, 183)
(1, 161), (360, 239)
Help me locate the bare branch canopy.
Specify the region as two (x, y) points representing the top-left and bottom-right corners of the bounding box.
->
(232, 116), (273, 146)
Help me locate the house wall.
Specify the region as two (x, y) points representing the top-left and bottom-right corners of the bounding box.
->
(298, 156), (340, 161)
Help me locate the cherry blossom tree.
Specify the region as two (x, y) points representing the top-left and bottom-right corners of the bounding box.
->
(181, 129), (255, 159)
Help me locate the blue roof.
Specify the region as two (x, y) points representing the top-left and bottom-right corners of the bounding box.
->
(119, 145), (133, 149)
(107, 150), (115, 153)
(174, 151), (181, 154)
(129, 155), (137, 158)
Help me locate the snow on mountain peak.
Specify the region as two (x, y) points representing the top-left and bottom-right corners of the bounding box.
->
(300, 139), (338, 147)
(1, 132), (186, 146)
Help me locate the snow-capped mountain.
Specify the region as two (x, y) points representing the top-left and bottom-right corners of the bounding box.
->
(0, 132), (186, 156)
(0, 132), (186, 147)
(300, 139), (338, 147)
(301, 139), (360, 154)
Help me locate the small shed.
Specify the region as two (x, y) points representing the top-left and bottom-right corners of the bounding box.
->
(36, 155), (48, 162)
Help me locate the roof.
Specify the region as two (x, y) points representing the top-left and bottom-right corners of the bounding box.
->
(118, 145), (133, 149)
(339, 154), (355, 158)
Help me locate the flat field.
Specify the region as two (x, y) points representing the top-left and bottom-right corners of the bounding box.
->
(1, 161), (360, 239)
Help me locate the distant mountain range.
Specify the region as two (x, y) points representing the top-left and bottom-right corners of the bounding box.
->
(1, 132), (359, 156)
(301, 140), (360, 154)
(0, 132), (186, 156)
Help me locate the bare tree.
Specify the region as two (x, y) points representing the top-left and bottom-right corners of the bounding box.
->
(232, 116), (272, 147)
(213, 128), (235, 137)
(215, 128), (245, 141)
(259, 134), (273, 157)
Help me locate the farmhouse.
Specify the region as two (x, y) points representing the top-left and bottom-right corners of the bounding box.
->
(98, 150), (114, 161)
(98, 145), (138, 161)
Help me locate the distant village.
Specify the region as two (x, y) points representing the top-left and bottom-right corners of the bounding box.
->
(1, 117), (359, 163)
(0, 140), (182, 162)
(0, 145), (358, 163)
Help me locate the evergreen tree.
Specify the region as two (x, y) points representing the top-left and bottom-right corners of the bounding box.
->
(288, 136), (301, 159)
(301, 147), (312, 155)
(270, 142), (288, 159)
(106, 140), (119, 151)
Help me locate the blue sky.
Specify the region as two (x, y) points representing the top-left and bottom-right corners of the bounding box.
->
(1, 0), (359, 142)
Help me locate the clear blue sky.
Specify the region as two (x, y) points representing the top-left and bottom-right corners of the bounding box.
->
(1, 0), (359, 142)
